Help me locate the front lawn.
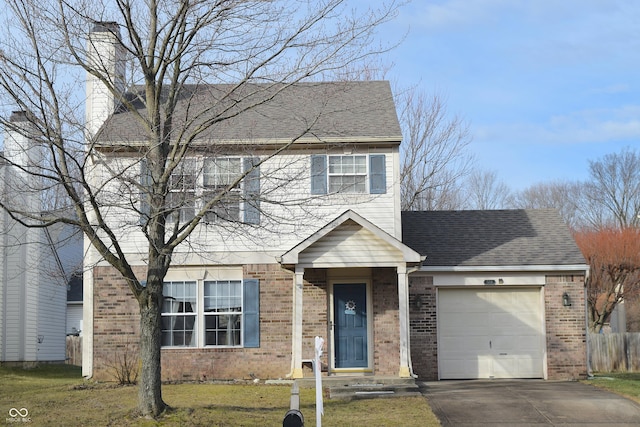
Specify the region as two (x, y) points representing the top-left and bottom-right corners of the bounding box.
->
(586, 372), (640, 404)
(0, 364), (440, 426)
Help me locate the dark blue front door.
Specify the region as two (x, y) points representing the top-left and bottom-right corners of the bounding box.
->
(333, 283), (368, 368)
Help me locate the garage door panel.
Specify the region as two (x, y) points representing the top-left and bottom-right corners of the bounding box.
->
(438, 287), (544, 379)
(441, 335), (490, 354)
(440, 357), (492, 379)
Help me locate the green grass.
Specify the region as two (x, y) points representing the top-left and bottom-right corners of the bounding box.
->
(586, 372), (640, 405)
(0, 364), (440, 426)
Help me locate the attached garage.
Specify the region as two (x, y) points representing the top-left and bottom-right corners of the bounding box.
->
(402, 209), (590, 381)
(437, 287), (545, 379)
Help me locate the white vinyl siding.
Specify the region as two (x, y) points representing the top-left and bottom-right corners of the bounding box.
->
(93, 149), (398, 258)
(296, 219), (405, 267)
(1, 220), (66, 362)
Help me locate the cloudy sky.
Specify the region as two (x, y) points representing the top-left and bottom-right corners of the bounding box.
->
(380, 0), (640, 190)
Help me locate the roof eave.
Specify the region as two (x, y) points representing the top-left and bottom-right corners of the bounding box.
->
(418, 264), (590, 273)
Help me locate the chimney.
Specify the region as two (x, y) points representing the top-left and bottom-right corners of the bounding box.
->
(4, 110), (40, 172)
(85, 21), (126, 140)
(3, 110), (43, 211)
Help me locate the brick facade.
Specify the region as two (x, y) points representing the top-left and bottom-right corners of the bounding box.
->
(544, 274), (587, 380)
(93, 264), (295, 381)
(91, 264), (401, 381)
(371, 268), (400, 375)
(409, 275), (437, 380)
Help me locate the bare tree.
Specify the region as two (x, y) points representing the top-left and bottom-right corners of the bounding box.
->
(398, 90), (474, 211)
(0, 0), (399, 417)
(509, 180), (585, 230)
(582, 147), (640, 229)
(463, 169), (511, 210)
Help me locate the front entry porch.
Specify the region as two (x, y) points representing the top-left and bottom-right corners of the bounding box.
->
(279, 210), (422, 379)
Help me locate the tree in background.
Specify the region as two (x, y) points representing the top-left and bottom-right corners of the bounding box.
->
(464, 169), (511, 210)
(0, 0), (399, 417)
(399, 90), (474, 211)
(582, 147), (640, 229)
(574, 227), (640, 332)
(509, 180), (585, 230)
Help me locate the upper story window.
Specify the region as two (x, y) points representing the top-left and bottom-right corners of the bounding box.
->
(168, 160), (197, 223)
(203, 158), (242, 223)
(328, 155), (367, 193)
(311, 154), (386, 195)
(141, 157), (260, 225)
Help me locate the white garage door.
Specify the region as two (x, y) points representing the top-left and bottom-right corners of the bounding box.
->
(438, 287), (545, 379)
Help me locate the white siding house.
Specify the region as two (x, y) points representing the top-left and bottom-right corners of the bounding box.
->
(0, 113), (77, 363)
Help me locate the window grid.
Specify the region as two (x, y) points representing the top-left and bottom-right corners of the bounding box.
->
(168, 161), (197, 223)
(328, 155), (367, 193)
(161, 281), (197, 347)
(204, 280), (242, 347)
(203, 158), (242, 222)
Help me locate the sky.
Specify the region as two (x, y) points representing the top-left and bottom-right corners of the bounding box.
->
(378, 0), (640, 190)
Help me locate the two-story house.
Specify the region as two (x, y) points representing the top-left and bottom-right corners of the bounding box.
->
(82, 23), (589, 382)
(1, 113), (79, 364)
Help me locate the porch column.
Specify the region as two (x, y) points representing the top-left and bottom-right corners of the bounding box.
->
(398, 264), (411, 377)
(291, 266), (304, 378)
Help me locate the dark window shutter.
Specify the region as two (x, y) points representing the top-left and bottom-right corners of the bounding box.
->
(310, 155), (327, 195)
(243, 158), (260, 224)
(243, 279), (260, 348)
(140, 159), (152, 224)
(369, 154), (386, 194)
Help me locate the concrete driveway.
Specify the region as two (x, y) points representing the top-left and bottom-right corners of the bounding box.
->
(419, 380), (640, 426)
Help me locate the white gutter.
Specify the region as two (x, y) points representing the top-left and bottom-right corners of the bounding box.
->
(418, 264), (589, 273)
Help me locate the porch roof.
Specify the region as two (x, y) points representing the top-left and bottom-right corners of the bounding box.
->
(279, 210), (422, 268)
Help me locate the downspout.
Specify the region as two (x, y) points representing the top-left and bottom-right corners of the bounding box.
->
(584, 266), (592, 378)
(406, 258), (425, 378)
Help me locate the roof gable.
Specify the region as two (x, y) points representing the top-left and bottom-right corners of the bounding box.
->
(281, 210), (422, 267)
(402, 209), (586, 267)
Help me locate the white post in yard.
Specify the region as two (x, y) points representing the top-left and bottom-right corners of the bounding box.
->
(314, 336), (324, 427)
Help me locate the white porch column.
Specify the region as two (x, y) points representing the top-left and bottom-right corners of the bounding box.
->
(398, 264), (412, 377)
(290, 266), (305, 378)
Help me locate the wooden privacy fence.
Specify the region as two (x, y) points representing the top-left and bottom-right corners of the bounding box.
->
(589, 333), (640, 372)
(66, 335), (82, 366)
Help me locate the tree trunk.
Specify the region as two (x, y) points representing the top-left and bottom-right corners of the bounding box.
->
(138, 278), (166, 417)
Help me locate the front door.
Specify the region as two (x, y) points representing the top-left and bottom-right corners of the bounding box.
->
(333, 283), (368, 369)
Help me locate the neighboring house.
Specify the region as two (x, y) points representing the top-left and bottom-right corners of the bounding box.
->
(82, 23), (589, 381)
(66, 274), (83, 336)
(0, 113), (81, 364)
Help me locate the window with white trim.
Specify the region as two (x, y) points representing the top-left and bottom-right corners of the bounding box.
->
(142, 157), (260, 225)
(161, 281), (197, 347)
(168, 160), (197, 223)
(203, 158), (242, 223)
(310, 154), (386, 195)
(160, 279), (260, 348)
(204, 280), (242, 346)
(328, 155), (367, 193)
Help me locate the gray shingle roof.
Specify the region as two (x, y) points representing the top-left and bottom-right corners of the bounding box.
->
(402, 209), (586, 267)
(97, 81), (401, 145)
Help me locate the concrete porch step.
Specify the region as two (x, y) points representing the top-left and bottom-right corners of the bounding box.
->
(295, 377), (421, 400)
